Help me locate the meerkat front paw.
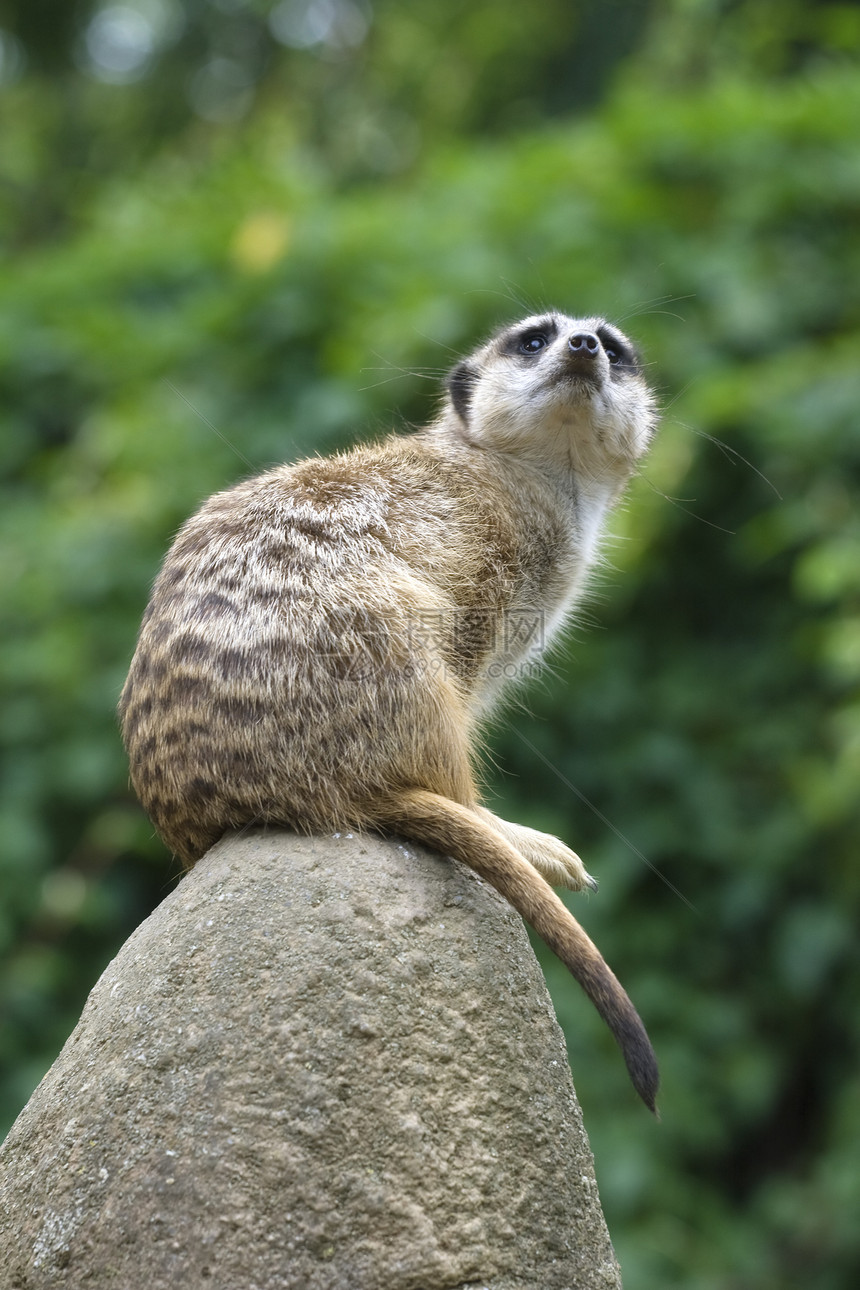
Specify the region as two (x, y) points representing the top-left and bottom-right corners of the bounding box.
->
(474, 808), (598, 892)
(513, 825), (599, 893)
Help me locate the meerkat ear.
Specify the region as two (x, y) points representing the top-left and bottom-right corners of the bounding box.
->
(447, 361), (478, 423)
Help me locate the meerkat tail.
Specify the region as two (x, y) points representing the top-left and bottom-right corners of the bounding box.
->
(374, 788), (659, 1114)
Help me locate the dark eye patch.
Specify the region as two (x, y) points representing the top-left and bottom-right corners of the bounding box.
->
(597, 326), (640, 374)
(500, 318), (560, 359)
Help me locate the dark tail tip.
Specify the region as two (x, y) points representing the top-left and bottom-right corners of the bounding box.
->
(615, 1011), (660, 1114)
(582, 958), (660, 1113)
(627, 1036), (660, 1115)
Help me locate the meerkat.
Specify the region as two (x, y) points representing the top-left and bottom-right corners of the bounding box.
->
(119, 311), (660, 1110)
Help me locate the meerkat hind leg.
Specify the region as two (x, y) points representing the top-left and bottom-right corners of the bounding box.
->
(473, 806), (598, 892)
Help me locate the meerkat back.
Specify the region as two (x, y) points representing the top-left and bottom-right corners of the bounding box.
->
(119, 311), (661, 1110)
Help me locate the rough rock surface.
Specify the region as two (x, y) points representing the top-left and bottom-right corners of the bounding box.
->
(0, 830), (623, 1290)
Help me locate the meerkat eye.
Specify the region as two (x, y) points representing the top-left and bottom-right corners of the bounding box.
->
(597, 326), (638, 372)
(518, 331), (549, 355)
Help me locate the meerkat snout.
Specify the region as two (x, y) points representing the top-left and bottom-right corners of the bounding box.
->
(564, 331), (604, 384)
(119, 310), (661, 1110)
(568, 331), (600, 357)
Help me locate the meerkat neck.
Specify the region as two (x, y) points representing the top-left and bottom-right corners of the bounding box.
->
(426, 414), (625, 570)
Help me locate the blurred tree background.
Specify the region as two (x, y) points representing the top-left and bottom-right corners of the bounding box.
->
(2, 0), (860, 1284)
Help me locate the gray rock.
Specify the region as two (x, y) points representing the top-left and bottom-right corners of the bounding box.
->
(0, 830), (622, 1289)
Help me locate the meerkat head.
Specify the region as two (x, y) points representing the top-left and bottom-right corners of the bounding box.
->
(446, 312), (658, 480)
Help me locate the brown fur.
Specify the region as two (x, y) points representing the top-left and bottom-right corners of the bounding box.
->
(119, 312), (660, 1109)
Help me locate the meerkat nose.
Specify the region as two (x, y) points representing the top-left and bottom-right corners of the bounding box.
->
(568, 332), (600, 357)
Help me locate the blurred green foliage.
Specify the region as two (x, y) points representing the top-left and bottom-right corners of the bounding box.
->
(2, 1), (860, 1287)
